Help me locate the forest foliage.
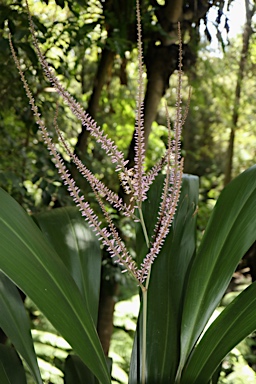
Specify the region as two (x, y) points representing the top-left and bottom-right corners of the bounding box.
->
(1, 0), (255, 212)
(0, 0), (256, 383)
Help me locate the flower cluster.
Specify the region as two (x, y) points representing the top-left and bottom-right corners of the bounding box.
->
(10, 0), (188, 289)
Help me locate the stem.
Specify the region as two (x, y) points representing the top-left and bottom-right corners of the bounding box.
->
(141, 287), (147, 384)
(138, 204), (150, 248)
(137, 203), (150, 384)
(141, 271), (151, 384)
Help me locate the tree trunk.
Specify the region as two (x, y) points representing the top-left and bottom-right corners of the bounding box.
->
(125, 39), (197, 176)
(97, 277), (119, 356)
(74, 47), (115, 158)
(224, 0), (255, 186)
(124, 0), (208, 171)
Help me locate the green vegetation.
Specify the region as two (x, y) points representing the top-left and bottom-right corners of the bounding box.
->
(0, 0), (256, 383)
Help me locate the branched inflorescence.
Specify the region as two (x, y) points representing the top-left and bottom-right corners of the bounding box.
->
(10, 0), (189, 288)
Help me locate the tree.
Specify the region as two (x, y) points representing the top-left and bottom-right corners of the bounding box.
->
(224, 0), (255, 186)
(74, 0), (230, 169)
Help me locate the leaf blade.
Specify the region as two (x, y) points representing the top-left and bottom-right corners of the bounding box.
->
(129, 174), (199, 383)
(181, 281), (256, 383)
(0, 272), (42, 384)
(180, 165), (256, 372)
(34, 206), (101, 325)
(0, 345), (27, 384)
(0, 188), (110, 384)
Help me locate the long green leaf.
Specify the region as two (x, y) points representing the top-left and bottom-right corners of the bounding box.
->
(34, 207), (101, 325)
(0, 345), (27, 384)
(0, 272), (42, 383)
(129, 174), (199, 383)
(0, 363), (11, 384)
(181, 281), (256, 383)
(179, 165), (256, 373)
(64, 354), (96, 384)
(0, 188), (110, 384)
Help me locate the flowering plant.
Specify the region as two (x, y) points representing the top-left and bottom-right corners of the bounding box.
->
(0, 1), (256, 383)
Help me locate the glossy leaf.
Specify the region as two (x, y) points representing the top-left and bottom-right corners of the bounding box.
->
(0, 345), (27, 384)
(0, 188), (110, 384)
(34, 207), (101, 325)
(179, 165), (256, 372)
(129, 174), (199, 383)
(181, 281), (256, 383)
(0, 272), (42, 383)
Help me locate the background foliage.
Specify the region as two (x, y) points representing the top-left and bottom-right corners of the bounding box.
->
(1, 0), (256, 382)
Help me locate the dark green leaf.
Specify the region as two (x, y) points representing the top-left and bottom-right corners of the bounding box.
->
(55, 0), (65, 9)
(31, 17), (48, 35)
(0, 272), (42, 383)
(0, 188), (110, 384)
(75, 0), (87, 6)
(18, 43), (38, 67)
(0, 345), (27, 384)
(179, 165), (256, 373)
(34, 206), (101, 325)
(0, 5), (11, 26)
(64, 354), (96, 384)
(129, 174), (199, 383)
(0, 363), (11, 384)
(181, 281), (256, 383)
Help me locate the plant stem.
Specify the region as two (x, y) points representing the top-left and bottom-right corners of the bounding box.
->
(141, 286), (147, 384)
(138, 204), (150, 384)
(138, 204), (150, 248)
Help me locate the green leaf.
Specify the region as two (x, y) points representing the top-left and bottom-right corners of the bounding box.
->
(0, 345), (27, 384)
(0, 363), (11, 384)
(0, 272), (42, 384)
(0, 188), (110, 384)
(0, 5), (11, 26)
(179, 165), (256, 373)
(129, 174), (199, 383)
(55, 0), (65, 9)
(18, 43), (38, 67)
(34, 207), (101, 325)
(181, 281), (256, 383)
(64, 354), (96, 384)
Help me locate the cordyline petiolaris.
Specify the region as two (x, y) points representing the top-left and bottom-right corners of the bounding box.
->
(10, 0), (189, 382)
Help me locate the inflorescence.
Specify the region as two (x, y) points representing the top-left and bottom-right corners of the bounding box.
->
(10, 0), (188, 289)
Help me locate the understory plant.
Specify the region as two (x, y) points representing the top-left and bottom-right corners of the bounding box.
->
(1, 0), (256, 383)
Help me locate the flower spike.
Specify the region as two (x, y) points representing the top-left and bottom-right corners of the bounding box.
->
(133, 0), (147, 204)
(24, 0), (132, 179)
(53, 107), (135, 218)
(11, 3), (188, 289)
